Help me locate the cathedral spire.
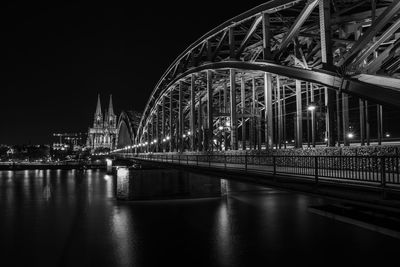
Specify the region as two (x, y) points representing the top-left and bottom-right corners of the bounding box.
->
(108, 94), (114, 116)
(95, 94), (102, 117)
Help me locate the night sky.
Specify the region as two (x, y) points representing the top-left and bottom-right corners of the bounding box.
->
(2, 1), (266, 144)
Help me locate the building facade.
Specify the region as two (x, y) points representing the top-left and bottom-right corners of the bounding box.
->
(87, 94), (117, 152)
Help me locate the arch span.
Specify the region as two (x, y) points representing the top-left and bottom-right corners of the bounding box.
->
(116, 111), (140, 149)
(134, 0), (400, 152)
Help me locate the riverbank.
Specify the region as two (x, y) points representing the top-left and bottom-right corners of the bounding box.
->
(0, 162), (105, 170)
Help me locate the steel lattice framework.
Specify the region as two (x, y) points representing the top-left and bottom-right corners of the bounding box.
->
(132, 0), (400, 153)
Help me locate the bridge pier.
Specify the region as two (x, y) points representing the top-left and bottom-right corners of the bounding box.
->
(116, 166), (224, 200)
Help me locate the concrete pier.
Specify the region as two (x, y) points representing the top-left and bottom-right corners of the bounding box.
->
(116, 166), (223, 200)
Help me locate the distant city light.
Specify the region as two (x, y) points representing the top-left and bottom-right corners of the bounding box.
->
(153, 139), (157, 143)
(183, 134), (186, 138)
(162, 138), (166, 142)
(187, 131), (191, 136)
(385, 133), (390, 138)
(347, 133), (354, 139)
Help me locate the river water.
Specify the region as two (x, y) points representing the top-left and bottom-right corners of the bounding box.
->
(0, 169), (399, 267)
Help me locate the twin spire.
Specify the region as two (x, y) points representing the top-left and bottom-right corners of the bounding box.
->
(94, 94), (114, 117)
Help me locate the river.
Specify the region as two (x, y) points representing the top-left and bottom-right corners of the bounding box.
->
(0, 169), (398, 266)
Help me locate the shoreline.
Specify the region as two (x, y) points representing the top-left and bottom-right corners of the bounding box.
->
(0, 163), (106, 171)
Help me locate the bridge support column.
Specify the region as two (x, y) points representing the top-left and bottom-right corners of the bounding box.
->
(207, 70), (214, 151)
(162, 96), (166, 152)
(169, 89), (173, 152)
(366, 101), (370, 145)
(277, 76), (283, 149)
(342, 93), (349, 146)
(359, 99), (365, 146)
(320, 0), (336, 147)
(241, 76), (246, 150)
(310, 83), (316, 147)
(230, 69), (238, 150)
(377, 105), (383, 145)
(156, 105), (159, 152)
(336, 91), (341, 146)
(198, 89), (203, 151)
(178, 82), (183, 152)
(190, 74), (196, 151)
(282, 82), (287, 149)
(295, 80), (302, 148)
(250, 77), (256, 150)
(264, 73), (273, 149)
(223, 82), (228, 150)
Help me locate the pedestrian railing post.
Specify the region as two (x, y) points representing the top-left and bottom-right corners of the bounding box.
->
(381, 156), (386, 198)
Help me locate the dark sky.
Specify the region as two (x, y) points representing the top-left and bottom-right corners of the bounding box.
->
(2, 1), (266, 144)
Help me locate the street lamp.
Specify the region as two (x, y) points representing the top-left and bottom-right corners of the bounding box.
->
(307, 102), (317, 147)
(307, 103), (316, 111)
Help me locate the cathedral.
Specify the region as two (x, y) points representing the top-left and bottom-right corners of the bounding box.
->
(87, 94), (117, 152)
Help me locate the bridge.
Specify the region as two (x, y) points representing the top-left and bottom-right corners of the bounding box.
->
(112, 0), (400, 204)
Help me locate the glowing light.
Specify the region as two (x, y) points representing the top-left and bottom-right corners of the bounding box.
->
(225, 121), (230, 127)
(166, 136), (170, 140)
(153, 139), (157, 143)
(163, 138), (166, 142)
(187, 131), (191, 135)
(347, 133), (354, 139)
(183, 134), (186, 138)
(307, 103), (316, 111)
(385, 133), (390, 138)
(324, 138), (328, 142)
(218, 126), (224, 130)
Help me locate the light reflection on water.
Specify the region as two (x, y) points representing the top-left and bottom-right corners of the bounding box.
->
(0, 169), (399, 267)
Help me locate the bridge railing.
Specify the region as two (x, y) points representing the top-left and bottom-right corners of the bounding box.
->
(129, 153), (400, 188)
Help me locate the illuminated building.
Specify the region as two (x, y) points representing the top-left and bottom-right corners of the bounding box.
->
(87, 94), (117, 152)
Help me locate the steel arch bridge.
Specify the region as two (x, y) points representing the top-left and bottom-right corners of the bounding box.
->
(131, 0), (400, 153)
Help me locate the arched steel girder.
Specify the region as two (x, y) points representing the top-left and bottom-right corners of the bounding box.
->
(136, 0), (400, 147)
(165, 61), (400, 107)
(116, 111), (136, 148)
(137, 60), (400, 138)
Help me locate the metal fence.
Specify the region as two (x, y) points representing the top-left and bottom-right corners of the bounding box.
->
(117, 153), (400, 188)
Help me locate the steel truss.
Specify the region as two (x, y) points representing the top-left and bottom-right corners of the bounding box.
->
(134, 0), (400, 153)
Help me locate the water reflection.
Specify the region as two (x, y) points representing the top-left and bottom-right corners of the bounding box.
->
(0, 169), (399, 267)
